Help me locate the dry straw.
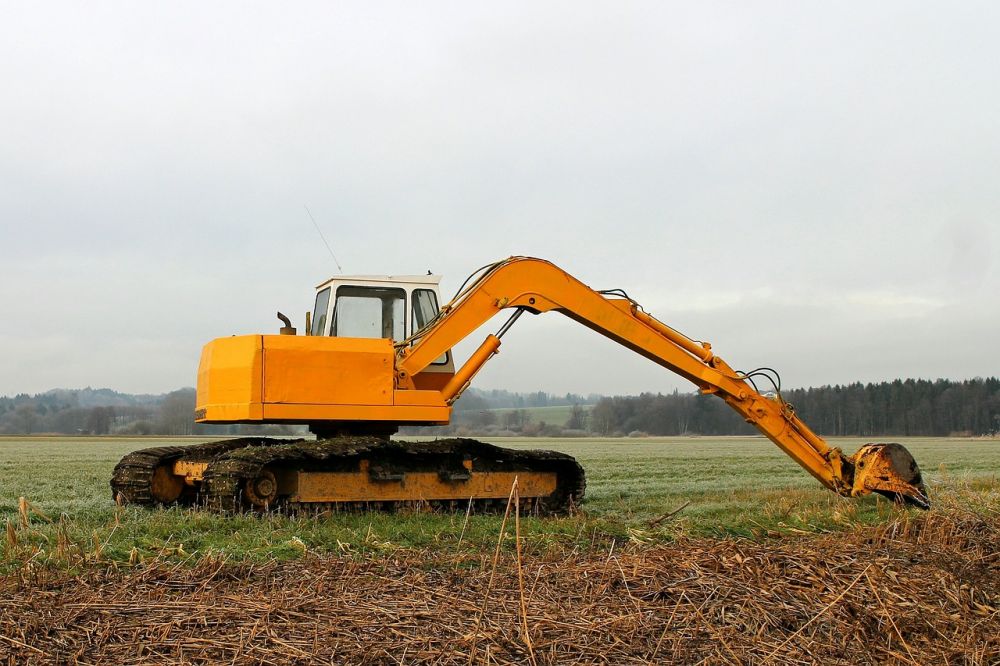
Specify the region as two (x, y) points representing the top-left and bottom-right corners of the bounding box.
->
(0, 510), (997, 664)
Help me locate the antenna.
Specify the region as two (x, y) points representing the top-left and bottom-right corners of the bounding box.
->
(304, 205), (343, 273)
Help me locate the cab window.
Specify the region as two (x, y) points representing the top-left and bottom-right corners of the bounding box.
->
(412, 288), (449, 365)
(332, 286), (406, 341)
(311, 287), (331, 336)
(412, 289), (439, 332)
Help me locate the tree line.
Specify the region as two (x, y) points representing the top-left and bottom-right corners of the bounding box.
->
(0, 388), (295, 436)
(587, 378), (1000, 437)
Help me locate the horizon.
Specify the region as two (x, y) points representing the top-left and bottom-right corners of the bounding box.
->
(5, 372), (998, 402)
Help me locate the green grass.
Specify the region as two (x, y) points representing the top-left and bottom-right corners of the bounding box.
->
(1, 435), (998, 570)
(485, 405), (584, 425)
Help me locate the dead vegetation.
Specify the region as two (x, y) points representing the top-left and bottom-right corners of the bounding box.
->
(1, 509), (997, 665)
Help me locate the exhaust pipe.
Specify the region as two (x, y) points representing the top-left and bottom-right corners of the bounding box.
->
(277, 312), (297, 336)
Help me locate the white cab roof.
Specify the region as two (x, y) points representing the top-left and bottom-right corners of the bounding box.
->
(315, 274), (443, 291)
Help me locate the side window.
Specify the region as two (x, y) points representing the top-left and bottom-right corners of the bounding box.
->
(412, 289), (449, 365)
(412, 289), (439, 332)
(311, 288), (331, 336)
(332, 286), (406, 341)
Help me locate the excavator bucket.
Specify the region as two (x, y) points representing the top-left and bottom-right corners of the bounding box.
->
(848, 443), (929, 509)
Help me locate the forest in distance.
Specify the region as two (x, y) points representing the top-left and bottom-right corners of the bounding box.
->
(582, 377), (1000, 438)
(1, 377), (997, 439)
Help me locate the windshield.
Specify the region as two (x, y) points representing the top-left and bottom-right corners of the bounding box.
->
(332, 286), (406, 341)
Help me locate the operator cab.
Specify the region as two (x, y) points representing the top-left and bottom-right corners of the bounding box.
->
(311, 274), (455, 378)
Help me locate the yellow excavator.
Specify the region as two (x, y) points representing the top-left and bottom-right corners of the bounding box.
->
(111, 257), (928, 512)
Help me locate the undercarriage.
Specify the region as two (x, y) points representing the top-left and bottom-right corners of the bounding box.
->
(111, 437), (586, 514)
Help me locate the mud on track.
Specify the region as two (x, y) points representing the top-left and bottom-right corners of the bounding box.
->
(2, 512), (998, 665)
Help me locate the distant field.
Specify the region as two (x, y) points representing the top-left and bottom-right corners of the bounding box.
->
(1, 435), (998, 569)
(484, 404), (586, 425)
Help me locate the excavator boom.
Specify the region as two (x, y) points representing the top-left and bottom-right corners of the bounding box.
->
(394, 257), (928, 507)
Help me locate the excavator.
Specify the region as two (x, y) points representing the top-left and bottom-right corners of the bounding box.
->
(111, 257), (928, 513)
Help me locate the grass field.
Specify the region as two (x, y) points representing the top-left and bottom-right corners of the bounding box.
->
(2, 435), (998, 570)
(485, 404), (585, 425)
(2, 435), (999, 663)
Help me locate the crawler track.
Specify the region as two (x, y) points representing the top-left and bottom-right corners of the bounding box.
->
(110, 445), (188, 504)
(111, 437), (586, 515)
(110, 438), (285, 505)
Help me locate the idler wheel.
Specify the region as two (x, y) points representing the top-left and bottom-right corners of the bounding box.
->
(149, 464), (184, 503)
(244, 469), (279, 509)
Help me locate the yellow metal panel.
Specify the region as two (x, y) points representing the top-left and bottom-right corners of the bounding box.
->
(393, 390), (449, 408)
(262, 335), (393, 406)
(173, 460), (209, 484)
(199, 402), (262, 422)
(262, 403), (449, 423)
(196, 336), (263, 421)
(411, 370), (454, 391)
(294, 463), (557, 502)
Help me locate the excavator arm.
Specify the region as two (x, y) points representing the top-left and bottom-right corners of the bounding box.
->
(396, 257), (928, 507)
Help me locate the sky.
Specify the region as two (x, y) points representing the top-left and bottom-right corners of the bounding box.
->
(1, 2), (997, 398)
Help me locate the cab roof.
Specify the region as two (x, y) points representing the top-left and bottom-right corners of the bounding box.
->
(315, 274), (443, 291)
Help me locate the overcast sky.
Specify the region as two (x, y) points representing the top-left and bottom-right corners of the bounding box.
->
(1, 2), (997, 398)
